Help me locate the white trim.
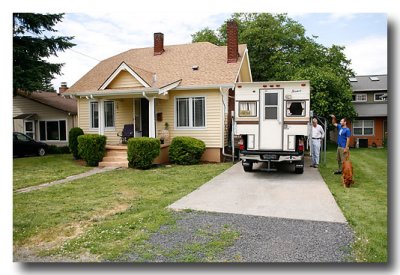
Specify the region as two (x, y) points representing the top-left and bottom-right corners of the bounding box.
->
(99, 62), (150, 90)
(374, 92), (388, 102)
(352, 119), (375, 136)
(352, 93), (367, 102)
(234, 48), (251, 83)
(38, 119), (68, 142)
(159, 79), (182, 95)
(174, 95), (207, 130)
(103, 100), (116, 131)
(23, 120), (35, 140)
(89, 100), (99, 131)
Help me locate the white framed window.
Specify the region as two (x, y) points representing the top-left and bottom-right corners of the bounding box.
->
(352, 94), (367, 102)
(374, 93), (387, 102)
(24, 120), (35, 139)
(353, 120), (374, 136)
(175, 96), (206, 128)
(90, 101), (99, 129)
(239, 101), (257, 117)
(39, 120), (67, 141)
(286, 101), (306, 117)
(104, 100), (115, 129)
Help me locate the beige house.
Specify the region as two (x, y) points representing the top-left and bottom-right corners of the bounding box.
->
(63, 21), (252, 164)
(13, 87), (77, 146)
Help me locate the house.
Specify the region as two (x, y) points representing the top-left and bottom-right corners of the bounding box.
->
(349, 74), (388, 148)
(13, 83), (77, 146)
(63, 21), (252, 164)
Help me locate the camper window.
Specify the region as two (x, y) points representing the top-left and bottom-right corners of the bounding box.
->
(239, 101), (257, 117)
(286, 101), (305, 117)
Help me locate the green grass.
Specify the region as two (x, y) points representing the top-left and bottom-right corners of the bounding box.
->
(13, 154), (91, 190)
(13, 162), (231, 261)
(318, 144), (387, 262)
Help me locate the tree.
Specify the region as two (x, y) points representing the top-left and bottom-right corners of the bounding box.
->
(13, 13), (75, 94)
(191, 13), (357, 121)
(191, 27), (222, 46)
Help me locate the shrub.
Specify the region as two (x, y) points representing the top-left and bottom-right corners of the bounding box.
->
(69, 127), (84, 159)
(77, 134), (107, 166)
(47, 145), (70, 154)
(127, 137), (160, 169)
(169, 136), (206, 165)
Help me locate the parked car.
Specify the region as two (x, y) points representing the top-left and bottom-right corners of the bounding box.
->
(13, 132), (48, 157)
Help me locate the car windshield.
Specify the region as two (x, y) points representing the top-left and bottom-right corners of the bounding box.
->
(15, 133), (33, 142)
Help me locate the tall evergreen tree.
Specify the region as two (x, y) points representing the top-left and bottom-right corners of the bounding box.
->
(192, 13), (357, 121)
(13, 13), (75, 94)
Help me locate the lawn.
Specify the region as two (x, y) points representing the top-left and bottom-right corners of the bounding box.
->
(13, 154), (91, 190)
(13, 162), (231, 261)
(318, 143), (387, 262)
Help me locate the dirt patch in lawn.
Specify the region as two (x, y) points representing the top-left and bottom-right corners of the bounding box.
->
(14, 203), (131, 262)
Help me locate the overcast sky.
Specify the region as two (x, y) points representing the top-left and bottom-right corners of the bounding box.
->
(48, 12), (387, 90)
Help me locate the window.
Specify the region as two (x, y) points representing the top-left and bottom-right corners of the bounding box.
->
(286, 101), (305, 117)
(353, 120), (374, 136)
(104, 101), (115, 128)
(239, 101), (257, 117)
(352, 94), (367, 102)
(264, 93), (278, 119)
(90, 102), (99, 129)
(374, 93), (387, 102)
(39, 120), (67, 141)
(176, 97), (205, 128)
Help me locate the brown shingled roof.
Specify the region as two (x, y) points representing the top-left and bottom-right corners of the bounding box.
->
(16, 90), (77, 114)
(66, 42), (247, 94)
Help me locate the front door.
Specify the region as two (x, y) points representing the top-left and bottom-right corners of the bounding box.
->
(259, 89), (283, 150)
(140, 98), (149, 137)
(24, 120), (35, 140)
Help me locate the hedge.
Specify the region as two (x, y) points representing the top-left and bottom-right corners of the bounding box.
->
(77, 134), (107, 166)
(169, 136), (206, 165)
(69, 127), (84, 159)
(47, 145), (71, 154)
(127, 137), (160, 169)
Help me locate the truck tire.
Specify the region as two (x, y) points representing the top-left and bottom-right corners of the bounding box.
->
(243, 161), (253, 172)
(294, 159), (304, 174)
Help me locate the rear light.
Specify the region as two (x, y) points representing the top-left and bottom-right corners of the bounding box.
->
(297, 139), (304, 152)
(238, 138), (244, 151)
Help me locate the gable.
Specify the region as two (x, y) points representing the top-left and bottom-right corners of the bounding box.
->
(107, 70), (144, 89)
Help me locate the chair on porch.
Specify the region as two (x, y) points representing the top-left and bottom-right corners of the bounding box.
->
(117, 124), (134, 144)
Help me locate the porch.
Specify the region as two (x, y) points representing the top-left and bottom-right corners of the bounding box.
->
(98, 143), (170, 168)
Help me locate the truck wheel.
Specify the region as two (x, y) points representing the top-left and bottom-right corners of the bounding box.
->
(295, 167), (304, 174)
(243, 161), (253, 172)
(294, 159), (304, 174)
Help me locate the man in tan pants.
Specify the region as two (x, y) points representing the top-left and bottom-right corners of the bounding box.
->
(330, 115), (351, 174)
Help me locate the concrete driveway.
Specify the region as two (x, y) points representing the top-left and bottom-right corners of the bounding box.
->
(169, 157), (347, 223)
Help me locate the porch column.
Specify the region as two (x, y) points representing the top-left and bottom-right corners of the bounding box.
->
(148, 97), (156, 138)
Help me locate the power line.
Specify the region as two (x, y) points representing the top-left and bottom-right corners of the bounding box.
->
(68, 48), (101, 62)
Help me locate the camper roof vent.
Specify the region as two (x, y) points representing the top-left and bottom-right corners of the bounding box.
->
(192, 65), (199, 71)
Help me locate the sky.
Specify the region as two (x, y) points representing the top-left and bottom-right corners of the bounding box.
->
(48, 12), (387, 90)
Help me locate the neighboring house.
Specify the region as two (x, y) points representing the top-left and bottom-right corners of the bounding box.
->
(349, 74), (388, 148)
(13, 84), (77, 146)
(63, 21), (252, 162)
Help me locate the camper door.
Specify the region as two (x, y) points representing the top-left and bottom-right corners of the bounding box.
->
(259, 89), (283, 150)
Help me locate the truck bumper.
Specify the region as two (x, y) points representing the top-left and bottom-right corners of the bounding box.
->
(240, 151), (303, 163)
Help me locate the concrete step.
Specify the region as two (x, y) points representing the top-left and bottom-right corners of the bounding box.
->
(98, 161), (128, 168)
(102, 156), (127, 162)
(106, 145), (128, 150)
(105, 150), (127, 157)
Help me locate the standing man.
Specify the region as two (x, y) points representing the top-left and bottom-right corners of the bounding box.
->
(311, 118), (325, 168)
(330, 115), (351, 174)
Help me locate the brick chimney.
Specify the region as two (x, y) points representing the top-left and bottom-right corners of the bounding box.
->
(154, 32), (165, 55)
(58, 82), (68, 94)
(227, 20), (239, 63)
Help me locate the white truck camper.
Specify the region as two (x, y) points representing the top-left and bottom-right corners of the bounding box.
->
(234, 81), (310, 174)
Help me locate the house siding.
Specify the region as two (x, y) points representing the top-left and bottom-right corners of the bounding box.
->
(107, 70), (144, 89)
(157, 89), (223, 148)
(77, 97), (134, 144)
(13, 95), (76, 146)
